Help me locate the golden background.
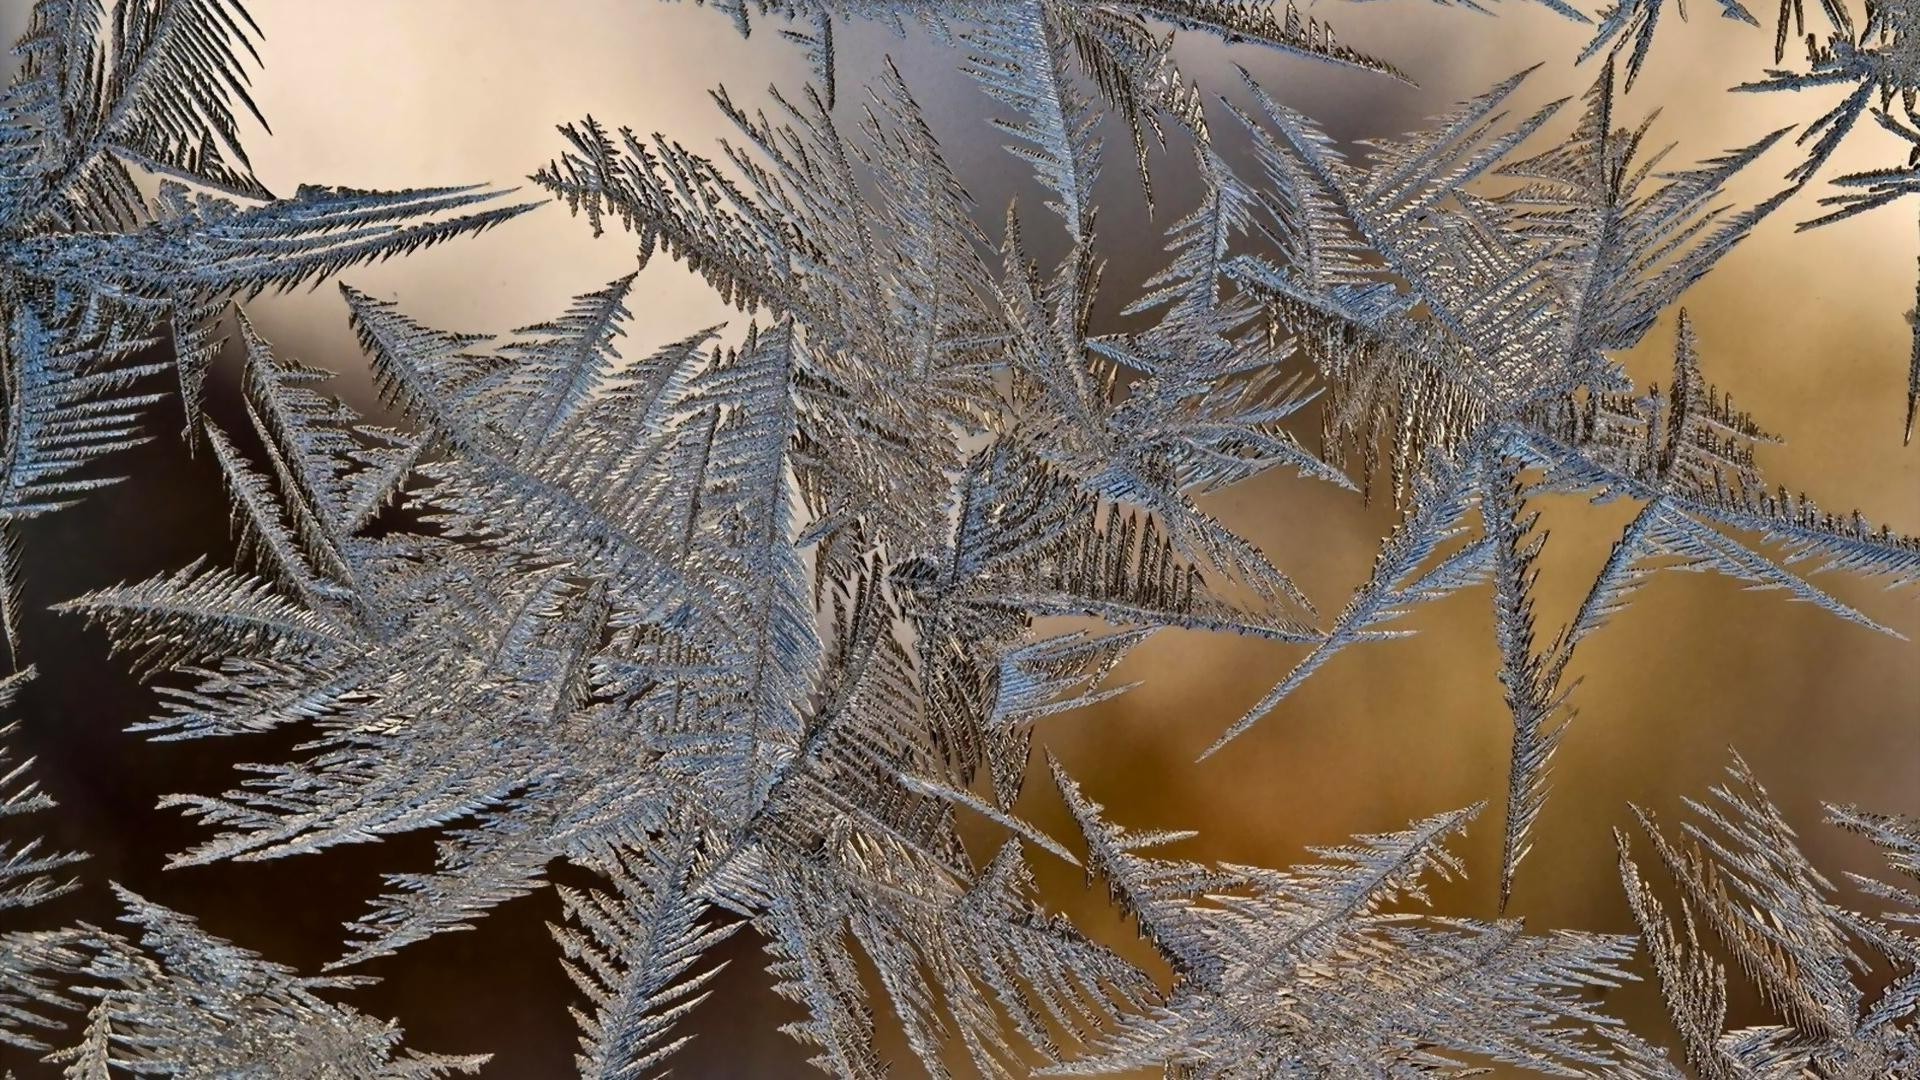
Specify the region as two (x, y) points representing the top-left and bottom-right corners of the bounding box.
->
(2, 2), (1915, 1076)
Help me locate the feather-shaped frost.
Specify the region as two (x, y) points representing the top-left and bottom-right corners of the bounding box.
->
(1620, 756), (1920, 1074)
(1048, 764), (1638, 1077)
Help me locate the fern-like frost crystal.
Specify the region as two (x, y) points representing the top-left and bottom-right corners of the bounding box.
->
(1, 0), (1915, 1076)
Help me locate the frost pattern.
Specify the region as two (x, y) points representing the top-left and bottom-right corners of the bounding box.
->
(0, 669), (91, 1053)
(0, 0), (1914, 1077)
(1615, 756), (1920, 1076)
(0, 0), (533, 653)
(1047, 763), (1638, 1077)
(1576, 0), (1920, 440)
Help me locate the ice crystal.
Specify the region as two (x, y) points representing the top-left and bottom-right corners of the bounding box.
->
(0, 669), (90, 1054)
(1047, 762), (1638, 1077)
(0, 0), (533, 654)
(1743, 0), (1920, 442)
(1617, 755), (1920, 1075)
(1214, 59), (1918, 901)
(40, 887), (489, 1078)
(1, 0), (1916, 1076)
(666, 0), (1406, 205)
(1577, 0), (1920, 439)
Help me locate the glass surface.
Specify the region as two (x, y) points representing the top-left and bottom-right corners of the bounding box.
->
(1, 3), (1913, 1076)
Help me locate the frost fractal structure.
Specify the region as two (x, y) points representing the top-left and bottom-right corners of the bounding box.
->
(0, 0), (1917, 1077)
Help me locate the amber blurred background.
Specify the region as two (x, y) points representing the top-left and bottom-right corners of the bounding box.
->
(0, 2), (1915, 1076)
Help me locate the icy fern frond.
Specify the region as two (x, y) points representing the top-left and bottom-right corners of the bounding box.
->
(55, 557), (349, 679)
(1614, 831), (1748, 1079)
(1524, 420), (1920, 621)
(0, 0), (531, 267)
(549, 831), (739, 1079)
(0, 667), (95, 1057)
(11, 183), (537, 306)
(530, 104), (810, 313)
(536, 33), (1352, 619)
(46, 312), (764, 974)
(498, 270), (640, 452)
(2, 0), (269, 227)
(56, 320), (676, 902)
(0, 1), (537, 661)
(903, 436), (1307, 803)
(154, 568), (618, 872)
(1060, 0), (1407, 208)
(1190, 310), (1908, 924)
(1734, 0), (1914, 187)
(948, 442), (1305, 641)
(203, 416), (337, 607)
(0, 668), (96, 1055)
(1225, 73), (1560, 496)
(55, 1001), (111, 1080)
(1238, 66), (1577, 405)
(1807, 99), (1920, 442)
(40, 885), (489, 1077)
(536, 55), (1334, 619)
(752, 865), (887, 1080)
(1234, 60), (1789, 494)
(741, 561), (957, 862)
(234, 309), (423, 578)
(1101, 143), (1353, 502)
(675, 319), (820, 812)
(0, 670), (83, 916)
(1805, 106), (1920, 228)
(1497, 64), (1793, 360)
(1731, 0), (1920, 439)
(0, 0), (538, 414)
(757, 834), (1154, 1080)
(1047, 781), (1636, 1077)
(536, 71), (995, 561)
(675, 565), (1152, 1077)
(1580, 0), (1759, 89)
(0, 300), (165, 656)
(671, 1), (1404, 77)
(1479, 320), (1840, 908)
(347, 284), (712, 625)
(31, 302), (766, 981)
(989, 196), (1321, 615)
(1522, 313), (1920, 621)
(961, 1), (1103, 241)
(1202, 451), (1493, 758)
(0, 929), (95, 1054)
(1114, 1), (1406, 75)
(1829, 805), (1920, 913)
(1578, 310), (1777, 498)
(1123, 141), (1262, 326)
(1210, 309), (1911, 894)
(1641, 758), (1862, 1043)
(1039, 5), (1198, 209)
(1620, 756), (1920, 1074)
(1048, 756), (1242, 982)
(1479, 458), (1580, 911)
(663, 0), (1402, 203)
